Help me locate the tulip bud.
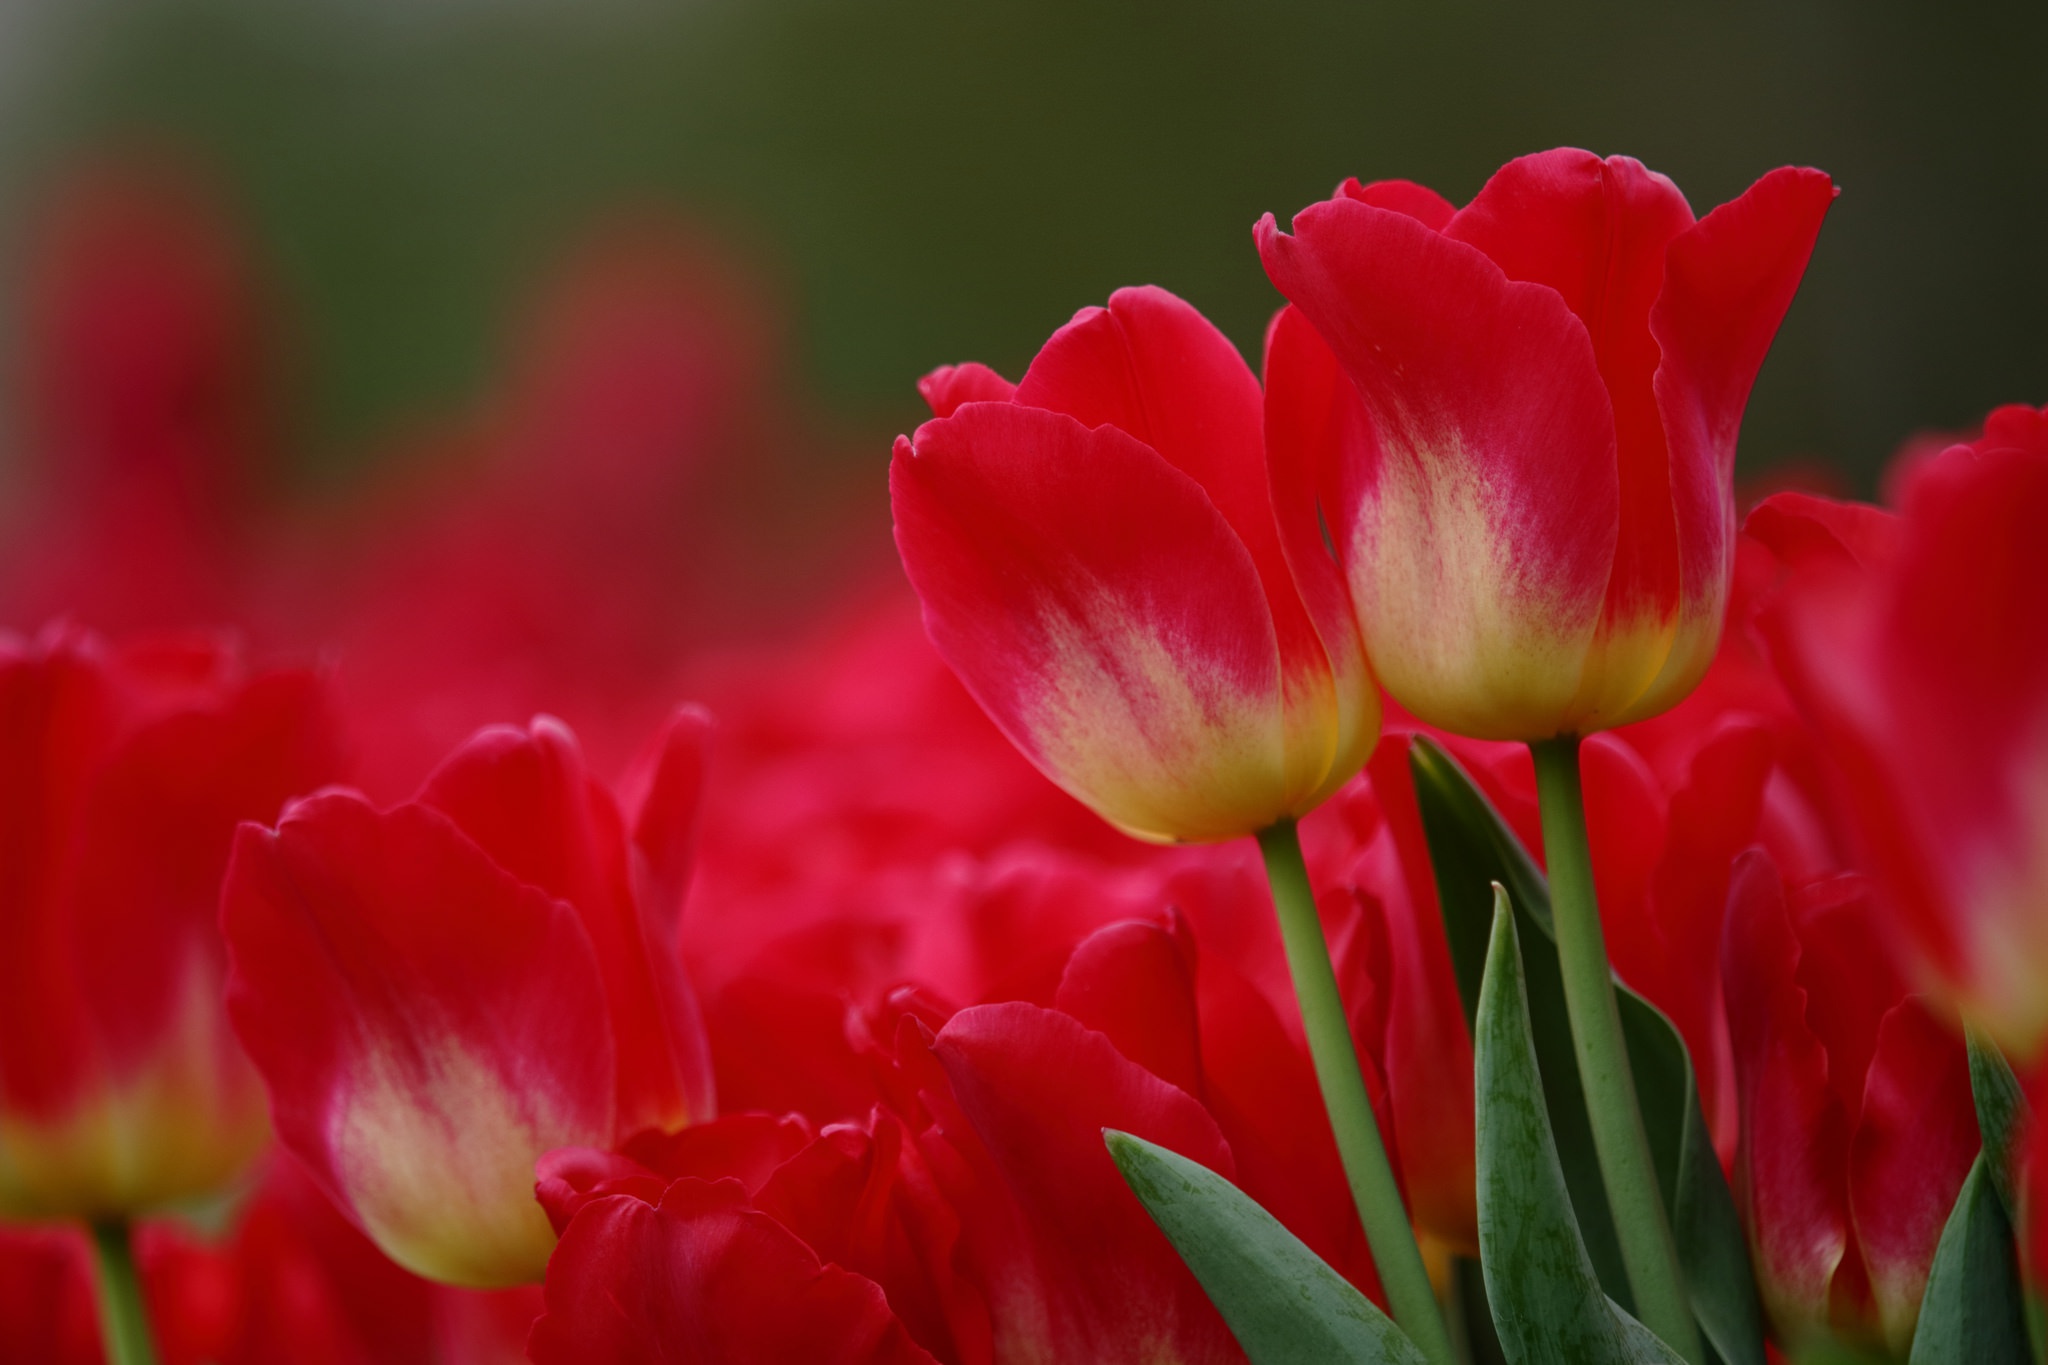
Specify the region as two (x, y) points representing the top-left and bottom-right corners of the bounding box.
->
(1256, 150), (1835, 741)
(0, 625), (341, 1219)
(890, 285), (1378, 843)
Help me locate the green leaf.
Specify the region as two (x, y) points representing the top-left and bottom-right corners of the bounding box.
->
(1907, 1154), (2030, 1365)
(1474, 887), (1685, 1364)
(1104, 1129), (1427, 1365)
(1965, 1023), (2030, 1220)
(1411, 737), (1764, 1365)
(1408, 738), (1549, 1028)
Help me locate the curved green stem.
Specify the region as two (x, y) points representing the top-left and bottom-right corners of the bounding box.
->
(1258, 820), (1456, 1365)
(90, 1219), (159, 1365)
(1530, 737), (1701, 1364)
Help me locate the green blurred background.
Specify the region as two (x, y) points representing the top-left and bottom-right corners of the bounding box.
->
(4, 0), (2042, 492)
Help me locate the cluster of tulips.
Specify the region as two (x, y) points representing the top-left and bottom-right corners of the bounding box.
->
(2, 146), (2044, 1365)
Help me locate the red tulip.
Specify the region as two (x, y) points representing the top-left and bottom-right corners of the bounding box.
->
(0, 624), (340, 1218)
(220, 709), (716, 1287)
(1, 157), (278, 638)
(533, 1176), (943, 1365)
(532, 907), (1395, 1364)
(1758, 407), (2048, 1058)
(295, 222), (799, 803)
(1721, 851), (1976, 1355)
(1257, 149), (1835, 740)
(890, 285), (1378, 842)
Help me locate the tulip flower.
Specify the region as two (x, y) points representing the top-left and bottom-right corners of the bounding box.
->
(533, 1178), (944, 1365)
(1257, 149), (1835, 741)
(6, 159), (270, 637)
(890, 284), (1377, 845)
(1722, 851), (1976, 1356)
(221, 709), (716, 1288)
(533, 912), (1385, 1364)
(0, 624), (340, 1220)
(894, 287), (1454, 1360)
(1258, 149), (1839, 1358)
(1758, 407), (2048, 1059)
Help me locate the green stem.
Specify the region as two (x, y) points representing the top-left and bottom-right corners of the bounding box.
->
(89, 1219), (159, 1365)
(1529, 737), (1701, 1364)
(1257, 820), (1456, 1365)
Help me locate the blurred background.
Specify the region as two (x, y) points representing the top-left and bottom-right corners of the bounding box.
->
(0, 0), (2039, 493)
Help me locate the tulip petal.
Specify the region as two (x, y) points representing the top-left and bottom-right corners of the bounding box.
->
(221, 793), (616, 1287)
(1336, 177), (1457, 229)
(1874, 439), (2048, 1053)
(1015, 285), (1353, 806)
(918, 362), (1015, 417)
(1743, 492), (1900, 576)
(755, 1115), (983, 1365)
(624, 704), (713, 928)
(527, 1181), (940, 1365)
(69, 668), (340, 1069)
(1721, 850), (1850, 1344)
(1447, 150), (1699, 726)
(1192, 925), (1383, 1295)
(536, 1113), (814, 1234)
(1263, 303), (1384, 805)
(1258, 197), (1619, 739)
(892, 402), (1290, 841)
(0, 638), (124, 1197)
(1362, 738), (1478, 1254)
(1762, 436), (2048, 1055)
(418, 717), (711, 1136)
(0, 634), (339, 1217)
(1639, 166), (1835, 722)
(929, 1001), (1241, 1365)
(1644, 721), (1773, 1147)
(1846, 999), (1976, 1355)
(1784, 876), (1909, 1124)
(1054, 918), (1205, 1100)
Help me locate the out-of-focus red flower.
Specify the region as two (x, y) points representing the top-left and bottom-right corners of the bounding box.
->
(1756, 407), (2048, 1059)
(1721, 851), (1976, 1356)
(890, 284), (1378, 843)
(533, 908), (1387, 1365)
(219, 710), (716, 1288)
(0, 624), (340, 1218)
(0, 1155), (545, 1365)
(0, 1226), (102, 1363)
(287, 218), (866, 803)
(1256, 150), (1835, 740)
(533, 1177), (943, 1365)
(672, 586), (1182, 1122)
(2, 156), (273, 635)
(129, 1157), (443, 1365)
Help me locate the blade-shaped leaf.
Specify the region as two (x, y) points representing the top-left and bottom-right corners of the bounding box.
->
(1965, 1023), (2030, 1220)
(1412, 737), (1763, 1365)
(1475, 886), (1685, 1365)
(1907, 1155), (2029, 1365)
(1105, 1129), (1427, 1365)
